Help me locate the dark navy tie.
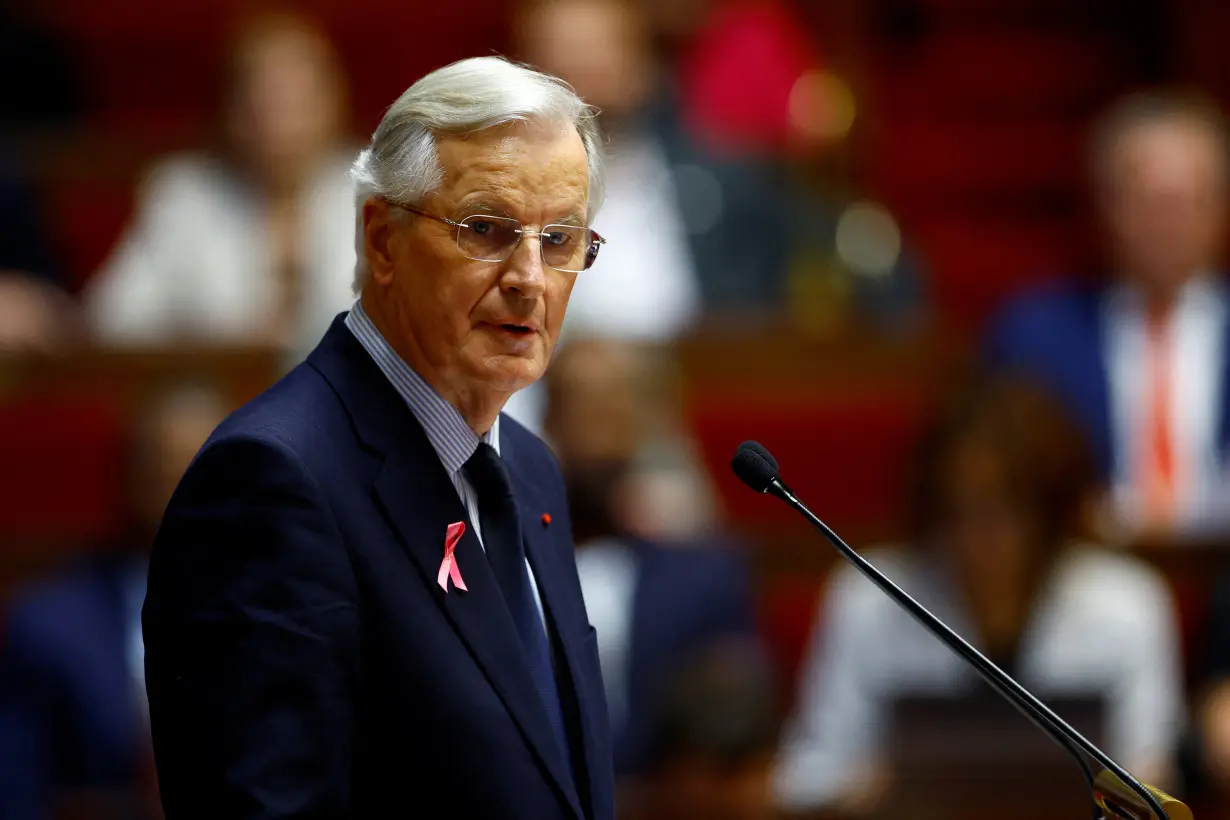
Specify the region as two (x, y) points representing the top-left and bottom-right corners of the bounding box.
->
(464, 443), (573, 774)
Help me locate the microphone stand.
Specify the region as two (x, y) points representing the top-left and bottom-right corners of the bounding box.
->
(758, 472), (1190, 820)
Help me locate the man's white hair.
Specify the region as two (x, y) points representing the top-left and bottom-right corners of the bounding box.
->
(349, 56), (605, 292)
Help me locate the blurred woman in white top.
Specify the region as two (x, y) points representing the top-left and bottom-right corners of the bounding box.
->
(85, 11), (357, 366)
(773, 377), (1185, 816)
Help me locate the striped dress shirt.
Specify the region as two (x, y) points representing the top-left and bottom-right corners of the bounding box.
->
(345, 301), (545, 620)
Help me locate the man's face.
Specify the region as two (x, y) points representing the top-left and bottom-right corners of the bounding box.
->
(1100, 118), (1227, 294)
(368, 122), (590, 400)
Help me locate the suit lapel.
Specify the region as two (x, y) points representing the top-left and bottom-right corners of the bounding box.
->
(307, 318), (583, 819)
(1088, 288), (1116, 479)
(371, 459), (583, 818)
(508, 459), (603, 820)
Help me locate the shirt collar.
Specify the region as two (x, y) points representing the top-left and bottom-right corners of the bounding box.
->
(345, 300), (499, 476)
(1106, 273), (1223, 317)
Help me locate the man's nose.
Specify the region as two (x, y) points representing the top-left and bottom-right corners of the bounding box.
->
(500, 232), (548, 299)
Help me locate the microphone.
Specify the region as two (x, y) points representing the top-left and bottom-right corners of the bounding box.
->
(730, 440), (1191, 820)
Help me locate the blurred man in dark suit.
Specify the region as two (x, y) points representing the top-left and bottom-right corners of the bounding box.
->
(142, 57), (614, 820)
(0, 381), (226, 820)
(544, 337), (765, 778)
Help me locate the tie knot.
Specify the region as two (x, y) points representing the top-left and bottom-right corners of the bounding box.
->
(464, 442), (514, 501)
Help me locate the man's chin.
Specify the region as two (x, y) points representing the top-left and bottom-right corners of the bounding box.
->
(472, 354), (546, 394)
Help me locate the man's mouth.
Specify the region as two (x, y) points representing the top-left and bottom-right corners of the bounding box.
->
(495, 322), (535, 336)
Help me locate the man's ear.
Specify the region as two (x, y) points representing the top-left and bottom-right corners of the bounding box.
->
(363, 198), (398, 286)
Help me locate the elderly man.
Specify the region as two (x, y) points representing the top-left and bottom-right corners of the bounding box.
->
(141, 57), (613, 820)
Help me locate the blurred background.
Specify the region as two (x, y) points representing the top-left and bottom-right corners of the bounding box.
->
(7, 0), (1230, 818)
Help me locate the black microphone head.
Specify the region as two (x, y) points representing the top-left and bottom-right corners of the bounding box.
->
(731, 441), (779, 493)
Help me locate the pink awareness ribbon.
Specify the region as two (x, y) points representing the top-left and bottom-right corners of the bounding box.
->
(437, 521), (468, 593)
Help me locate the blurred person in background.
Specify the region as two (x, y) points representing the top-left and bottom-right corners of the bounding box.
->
(514, 0), (921, 335)
(0, 170), (73, 352)
(84, 10), (356, 366)
(773, 377), (1184, 816)
(0, 0), (87, 352)
(543, 337), (764, 778)
(0, 380), (226, 820)
(986, 90), (1230, 539)
(629, 642), (779, 820)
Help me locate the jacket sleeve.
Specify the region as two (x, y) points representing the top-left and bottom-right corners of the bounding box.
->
(143, 433), (360, 819)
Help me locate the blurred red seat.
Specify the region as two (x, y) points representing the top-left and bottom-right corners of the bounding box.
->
(0, 395), (125, 546)
(905, 213), (1079, 332)
(878, 31), (1117, 116)
(870, 116), (1083, 198)
(687, 389), (930, 539)
(908, 0), (1076, 12)
(42, 180), (134, 292)
(758, 574), (824, 706)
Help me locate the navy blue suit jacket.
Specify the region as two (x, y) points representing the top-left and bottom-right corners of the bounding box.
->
(984, 279), (1230, 480)
(0, 556), (148, 820)
(142, 316), (615, 820)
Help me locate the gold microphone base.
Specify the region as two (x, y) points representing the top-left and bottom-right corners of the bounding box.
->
(1094, 769), (1193, 820)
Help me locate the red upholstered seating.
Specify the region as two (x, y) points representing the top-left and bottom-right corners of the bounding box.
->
(878, 30), (1116, 116)
(758, 575), (824, 704)
(688, 390), (929, 537)
(0, 395), (125, 545)
(872, 118), (1082, 199)
(904, 212), (1078, 331)
(43, 180), (134, 292)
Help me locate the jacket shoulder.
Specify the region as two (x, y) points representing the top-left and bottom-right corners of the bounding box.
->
(984, 278), (1105, 364)
(994, 278), (1103, 330)
(206, 363), (348, 465)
